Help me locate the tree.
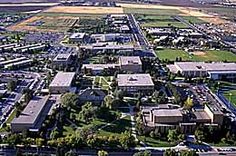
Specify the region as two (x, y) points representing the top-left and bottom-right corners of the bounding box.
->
(133, 150), (151, 156)
(164, 149), (178, 156)
(78, 102), (97, 123)
(119, 131), (136, 150)
(61, 93), (79, 109)
(98, 150), (108, 156)
(194, 129), (205, 142)
(7, 80), (16, 92)
(180, 150), (198, 156)
(184, 96), (193, 109)
(167, 129), (178, 144)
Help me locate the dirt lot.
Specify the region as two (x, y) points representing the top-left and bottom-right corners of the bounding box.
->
(44, 6), (124, 14)
(191, 51), (206, 56)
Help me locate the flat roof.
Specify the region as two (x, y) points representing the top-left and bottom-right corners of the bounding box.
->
(193, 110), (211, 120)
(11, 96), (49, 124)
(119, 56), (142, 65)
(117, 74), (154, 87)
(82, 64), (118, 70)
(53, 53), (72, 62)
(49, 72), (75, 87)
(152, 109), (183, 117)
(174, 62), (236, 72)
(70, 33), (85, 39)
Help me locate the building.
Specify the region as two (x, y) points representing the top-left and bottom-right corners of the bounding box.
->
(91, 33), (121, 42)
(82, 64), (119, 75)
(150, 109), (183, 124)
(49, 72), (75, 94)
(78, 88), (106, 104)
(117, 74), (154, 93)
(0, 57), (32, 69)
(204, 104), (224, 125)
(168, 62), (236, 80)
(69, 33), (86, 43)
(119, 56), (142, 73)
(52, 53), (73, 69)
(11, 96), (49, 132)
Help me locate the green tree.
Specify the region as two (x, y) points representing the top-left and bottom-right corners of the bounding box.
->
(164, 149), (178, 156)
(61, 93), (79, 109)
(133, 150), (151, 156)
(7, 80), (16, 92)
(194, 129), (205, 142)
(98, 150), (108, 156)
(167, 129), (178, 144)
(184, 96), (193, 109)
(180, 150), (198, 156)
(78, 102), (97, 123)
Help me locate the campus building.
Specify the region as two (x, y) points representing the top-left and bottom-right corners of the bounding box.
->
(69, 33), (86, 43)
(119, 56), (142, 73)
(117, 74), (154, 93)
(168, 62), (236, 80)
(52, 53), (73, 69)
(11, 96), (50, 132)
(49, 72), (76, 94)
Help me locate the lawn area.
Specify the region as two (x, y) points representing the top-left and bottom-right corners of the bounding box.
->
(136, 15), (187, 28)
(156, 48), (236, 62)
(137, 135), (173, 147)
(124, 8), (182, 16)
(97, 115), (131, 137)
(181, 16), (205, 24)
(156, 48), (191, 61)
(6, 108), (17, 123)
(93, 76), (111, 90)
(224, 90), (236, 107)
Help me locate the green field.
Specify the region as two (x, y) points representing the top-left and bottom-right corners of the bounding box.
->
(224, 90), (236, 107)
(124, 8), (182, 16)
(156, 48), (236, 62)
(137, 135), (173, 147)
(97, 115), (131, 137)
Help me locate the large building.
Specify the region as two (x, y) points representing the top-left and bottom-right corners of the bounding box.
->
(52, 53), (73, 69)
(82, 64), (119, 75)
(69, 33), (86, 43)
(11, 96), (49, 132)
(168, 62), (236, 80)
(117, 74), (154, 93)
(119, 56), (142, 73)
(49, 72), (75, 94)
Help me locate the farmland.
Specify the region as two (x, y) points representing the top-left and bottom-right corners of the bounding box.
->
(156, 48), (236, 62)
(44, 6), (124, 14)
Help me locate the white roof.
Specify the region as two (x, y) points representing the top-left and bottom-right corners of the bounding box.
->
(49, 72), (75, 87)
(119, 56), (142, 65)
(117, 74), (154, 87)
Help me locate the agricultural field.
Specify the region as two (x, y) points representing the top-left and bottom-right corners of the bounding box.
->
(44, 6), (124, 14)
(156, 48), (236, 62)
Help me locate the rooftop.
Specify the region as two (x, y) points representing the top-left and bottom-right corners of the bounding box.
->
(70, 33), (86, 39)
(53, 53), (72, 62)
(82, 64), (118, 70)
(174, 62), (236, 72)
(119, 56), (142, 65)
(11, 96), (49, 124)
(49, 72), (75, 87)
(117, 74), (154, 87)
(152, 109), (183, 117)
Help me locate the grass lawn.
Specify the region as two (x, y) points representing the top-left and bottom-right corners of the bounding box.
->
(97, 115), (131, 137)
(156, 48), (236, 62)
(124, 8), (182, 16)
(93, 76), (111, 90)
(181, 16), (205, 24)
(224, 90), (236, 107)
(156, 48), (191, 61)
(6, 108), (17, 123)
(137, 135), (173, 147)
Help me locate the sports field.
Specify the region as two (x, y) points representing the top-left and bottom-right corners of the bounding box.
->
(156, 48), (236, 62)
(224, 90), (236, 107)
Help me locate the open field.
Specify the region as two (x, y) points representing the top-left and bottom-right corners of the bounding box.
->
(156, 48), (236, 62)
(44, 6), (124, 14)
(8, 14), (79, 32)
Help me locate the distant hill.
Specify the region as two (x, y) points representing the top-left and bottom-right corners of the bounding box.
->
(0, 0), (59, 3)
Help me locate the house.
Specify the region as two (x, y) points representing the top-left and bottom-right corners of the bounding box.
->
(78, 88), (106, 104)
(49, 72), (76, 94)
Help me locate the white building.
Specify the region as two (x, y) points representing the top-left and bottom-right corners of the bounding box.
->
(49, 72), (76, 94)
